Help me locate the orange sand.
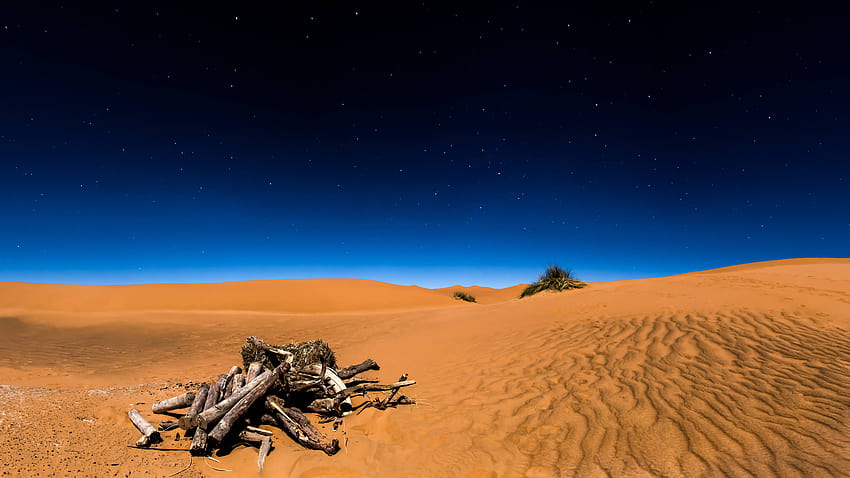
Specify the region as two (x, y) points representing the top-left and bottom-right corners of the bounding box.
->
(1, 258), (849, 477)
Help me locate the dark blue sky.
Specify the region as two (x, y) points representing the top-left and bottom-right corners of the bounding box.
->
(1, 3), (848, 287)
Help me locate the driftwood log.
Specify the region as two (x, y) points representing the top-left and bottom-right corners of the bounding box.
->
(152, 392), (194, 414)
(189, 381), (221, 456)
(337, 359), (380, 379)
(178, 383), (209, 430)
(220, 365), (242, 399)
(197, 369), (274, 429)
(246, 361), (264, 382)
(128, 409), (162, 447)
(207, 364), (287, 448)
(265, 395), (340, 456)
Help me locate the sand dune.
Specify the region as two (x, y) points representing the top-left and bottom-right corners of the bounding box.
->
(0, 279), (456, 316)
(1, 258), (849, 477)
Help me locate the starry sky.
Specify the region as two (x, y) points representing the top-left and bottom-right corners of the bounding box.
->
(1, 3), (848, 288)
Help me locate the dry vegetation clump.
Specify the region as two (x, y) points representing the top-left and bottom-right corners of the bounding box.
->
(242, 339), (336, 370)
(453, 291), (477, 303)
(520, 265), (587, 298)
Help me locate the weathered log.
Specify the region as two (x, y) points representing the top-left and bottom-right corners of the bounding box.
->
(263, 398), (322, 439)
(224, 373), (243, 399)
(152, 392), (195, 414)
(189, 382), (221, 456)
(178, 383), (209, 430)
(265, 396), (339, 455)
(335, 380), (416, 400)
(219, 365), (242, 399)
(258, 436), (272, 472)
(281, 406), (322, 440)
(246, 362), (264, 382)
(206, 364), (286, 448)
(377, 374), (408, 409)
(197, 369), (274, 429)
(128, 409), (162, 447)
(336, 359), (380, 379)
(233, 374), (247, 394)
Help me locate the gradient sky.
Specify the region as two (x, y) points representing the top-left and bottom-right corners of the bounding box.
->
(1, 3), (848, 288)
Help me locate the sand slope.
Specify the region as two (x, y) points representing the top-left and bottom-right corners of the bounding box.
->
(1, 258), (849, 477)
(0, 279), (454, 315)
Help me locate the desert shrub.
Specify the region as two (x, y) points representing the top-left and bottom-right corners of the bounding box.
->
(453, 291), (477, 303)
(520, 265), (588, 298)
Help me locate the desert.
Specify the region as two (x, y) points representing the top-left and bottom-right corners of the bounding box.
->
(1, 258), (849, 477)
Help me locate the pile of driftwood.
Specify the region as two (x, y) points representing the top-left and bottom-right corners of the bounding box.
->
(127, 336), (416, 471)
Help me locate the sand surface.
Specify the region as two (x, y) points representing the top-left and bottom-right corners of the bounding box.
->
(1, 258), (849, 477)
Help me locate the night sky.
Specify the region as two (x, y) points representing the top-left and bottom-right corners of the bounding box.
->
(2, 3), (848, 288)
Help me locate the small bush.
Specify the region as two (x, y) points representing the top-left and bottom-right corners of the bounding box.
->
(520, 265), (588, 298)
(453, 291), (477, 303)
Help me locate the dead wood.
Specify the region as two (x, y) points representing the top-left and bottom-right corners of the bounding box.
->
(336, 359), (380, 379)
(237, 430), (266, 443)
(334, 380), (416, 400)
(189, 382), (221, 456)
(224, 373), (243, 399)
(178, 383), (209, 430)
(246, 425), (273, 436)
(246, 361), (264, 382)
(344, 378), (380, 386)
(257, 436), (272, 472)
(376, 374), (408, 410)
(128, 409), (162, 447)
(152, 392), (195, 414)
(219, 365), (242, 399)
(197, 369), (274, 430)
(281, 406), (323, 440)
(265, 396), (339, 456)
(234, 373), (246, 391)
(127, 336), (414, 466)
(207, 364), (287, 448)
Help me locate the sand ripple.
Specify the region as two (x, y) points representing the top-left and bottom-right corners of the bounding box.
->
(425, 309), (850, 477)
